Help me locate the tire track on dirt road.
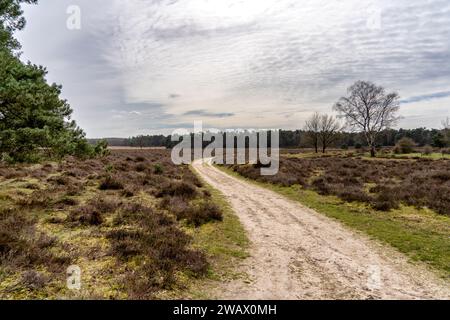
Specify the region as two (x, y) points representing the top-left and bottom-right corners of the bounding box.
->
(192, 159), (450, 300)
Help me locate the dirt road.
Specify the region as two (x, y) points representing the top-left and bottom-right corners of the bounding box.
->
(192, 159), (450, 300)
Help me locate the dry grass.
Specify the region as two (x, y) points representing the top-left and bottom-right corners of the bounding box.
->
(228, 155), (450, 215)
(218, 163), (450, 276)
(0, 149), (230, 299)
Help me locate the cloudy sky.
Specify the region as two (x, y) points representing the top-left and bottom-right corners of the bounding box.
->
(17, 0), (450, 137)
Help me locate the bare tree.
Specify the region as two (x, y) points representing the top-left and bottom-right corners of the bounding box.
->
(305, 112), (320, 153)
(333, 81), (400, 157)
(318, 114), (341, 153)
(136, 135), (145, 149)
(443, 117), (450, 130)
(443, 116), (450, 145)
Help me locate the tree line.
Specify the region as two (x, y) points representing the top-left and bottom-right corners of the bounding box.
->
(95, 126), (449, 150)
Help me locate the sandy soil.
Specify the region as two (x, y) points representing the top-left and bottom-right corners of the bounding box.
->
(192, 159), (450, 300)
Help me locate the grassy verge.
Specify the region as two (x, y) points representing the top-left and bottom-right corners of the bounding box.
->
(381, 153), (450, 160)
(217, 165), (450, 279)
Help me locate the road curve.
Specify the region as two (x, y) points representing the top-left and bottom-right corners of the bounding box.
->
(192, 158), (450, 300)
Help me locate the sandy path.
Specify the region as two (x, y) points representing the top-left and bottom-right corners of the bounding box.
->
(192, 159), (450, 300)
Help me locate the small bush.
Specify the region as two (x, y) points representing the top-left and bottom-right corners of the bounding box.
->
(430, 170), (450, 182)
(178, 249), (209, 274)
(55, 196), (79, 208)
(45, 216), (65, 224)
(121, 187), (135, 198)
(394, 137), (416, 154)
(94, 139), (110, 157)
(88, 197), (120, 213)
(21, 270), (48, 290)
(24, 183), (40, 190)
(104, 164), (114, 172)
(113, 203), (157, 226)
(311, 177), (332, 195)
(156, 181), (197, 199)
(371, 193), (399, 211)
(182, 201), (223, 227)
(135, 163), (147, 172)
(65, 184), (84, 196)
(422, 145), (433, 155)
(47, 175), (71, 186)
(107, 229), (142, 258)
(64, 168), (85, 178)
(202, 189), (212, 197)
(153, 163), (164, 174)
(160, 196), (189, 217)
(35, 234), (57, 249)
(336, 186), (371, 203)
(17, 190), (53, 208)
(68, 206), (103, 226)
(99, 175), (123, 190)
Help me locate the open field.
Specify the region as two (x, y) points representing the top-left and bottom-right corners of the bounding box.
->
(1, 148), (449, 299)
(222, 152), (450, 276)
(233, 152), (450, 214)
(0, 150), (247, 299)
(282, 149), (450, 161)
(195, 159), (449, 299)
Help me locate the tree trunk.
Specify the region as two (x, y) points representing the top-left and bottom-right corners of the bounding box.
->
(370, 145), (376, 157)
(366, 133), (376, 158)
(314, 141), (318, 153)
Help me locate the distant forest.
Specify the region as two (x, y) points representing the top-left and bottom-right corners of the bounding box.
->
(89, 127), (449, 149)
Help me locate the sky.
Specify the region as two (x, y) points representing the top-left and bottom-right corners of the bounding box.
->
(16, 0), (450, 138)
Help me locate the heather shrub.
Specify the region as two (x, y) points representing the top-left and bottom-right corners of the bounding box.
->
(153, 163), (164, 174)
(88, 197), (120, 213)
(182, 201), (223, 227)
(55, 196), (79, 208)
(422, 145), (433, 155)
(156, 181), (197, 199)
(68, 205), (103, 226)
(0, 149), (219, 298)
(394, 137), (416, 154)
(228, 154), (450, 215)
(160, 196), (189, 218)
(99, 175), (124, 190)
(0, 207), (68, 272)
(108, 203), (208, 298)
(135, 163), (147, 172)
(17, 190), (53, 208)
(441, 148), (450, 155)
(336, 186), (371, 203)
(371, 192), (399, 211)
(21, 271), (48, 290)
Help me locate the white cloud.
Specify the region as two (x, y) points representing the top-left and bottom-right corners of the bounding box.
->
(17, 0), (450, 136)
